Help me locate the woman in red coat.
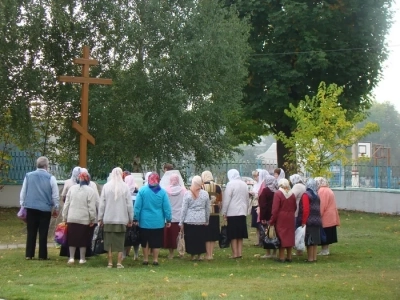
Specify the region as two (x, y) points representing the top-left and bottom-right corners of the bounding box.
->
(269, 178), (297, 262)
(259, 173), (277, 258)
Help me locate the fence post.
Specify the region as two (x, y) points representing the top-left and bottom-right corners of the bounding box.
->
(387, 166), (391, 189)
(374, 167), (379, 188)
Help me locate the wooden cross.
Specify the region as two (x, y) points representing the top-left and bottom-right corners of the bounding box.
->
(58, 46), (112, 168)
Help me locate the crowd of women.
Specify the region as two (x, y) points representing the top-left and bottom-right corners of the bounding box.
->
(250, 168), (340, 263)
(60, 164), (339, 268)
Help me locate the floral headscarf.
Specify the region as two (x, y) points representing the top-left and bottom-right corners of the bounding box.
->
(290, 174), (304, 185)
(148, 172), (160, 187)
(78, 171), (90, 186)
(265, 174), (277, 192)
(306, 178), (318, 199)
(227, 169), (241, 181)
(315, 177), (329, 189)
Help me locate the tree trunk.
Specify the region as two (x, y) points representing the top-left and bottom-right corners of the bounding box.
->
(275, 124), (295, 178)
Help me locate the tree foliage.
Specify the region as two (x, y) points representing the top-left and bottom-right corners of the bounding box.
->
(225, 0), (393, 167)
(0, 0), (251, 177)
(276, 82), (379, 177)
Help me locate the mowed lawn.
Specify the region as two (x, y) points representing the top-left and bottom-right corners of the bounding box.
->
(0, 208), (399, 300)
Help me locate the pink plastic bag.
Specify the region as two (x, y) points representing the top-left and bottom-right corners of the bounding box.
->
(54, 223), (68, 246)
(17, 207), (27, 223)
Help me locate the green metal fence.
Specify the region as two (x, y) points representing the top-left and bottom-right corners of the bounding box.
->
(2, 151), (400, 189)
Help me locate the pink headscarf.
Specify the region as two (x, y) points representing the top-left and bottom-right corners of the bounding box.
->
(124, 174), (137, 195)
(166, 173), (186, 196)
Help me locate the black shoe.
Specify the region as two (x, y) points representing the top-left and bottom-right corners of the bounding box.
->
(152, 261), (159, 266)
(39, 258), (50, 261)
(285, 259), (292, 263)
(275, 258), (285, 263)
(142, 261), (149, 265)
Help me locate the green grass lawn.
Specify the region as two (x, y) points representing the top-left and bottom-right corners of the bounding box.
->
(0, 209), (399, 300)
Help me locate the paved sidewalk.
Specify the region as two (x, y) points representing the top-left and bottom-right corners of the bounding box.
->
(0, 243), (57, 250)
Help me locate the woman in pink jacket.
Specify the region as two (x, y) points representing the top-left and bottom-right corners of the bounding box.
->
(315, 177), (340, 256)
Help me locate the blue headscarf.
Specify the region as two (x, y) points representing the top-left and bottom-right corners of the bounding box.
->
(306, 178), (318, 199)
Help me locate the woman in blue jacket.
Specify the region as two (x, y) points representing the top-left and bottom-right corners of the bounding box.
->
(134, 172), (172, 266)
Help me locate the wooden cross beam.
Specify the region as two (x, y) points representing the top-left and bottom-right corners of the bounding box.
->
(58, 46), (112, 168)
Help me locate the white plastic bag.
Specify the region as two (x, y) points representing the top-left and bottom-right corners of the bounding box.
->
(295, 226), (306, 251)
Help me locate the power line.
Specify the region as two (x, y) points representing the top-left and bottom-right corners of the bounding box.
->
(250, 44), (400, 56)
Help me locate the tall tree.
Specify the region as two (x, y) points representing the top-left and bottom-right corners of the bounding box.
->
(277, 82), (379, 177)
(0, 0), (251, 179)
(226, 0), (393, 169)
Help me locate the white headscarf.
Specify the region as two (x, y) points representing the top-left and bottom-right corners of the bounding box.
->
(70, 166), (81, 183)
(144, 172), (152, 185)
(251, 169), (263, 195)
(277, 168), (285, 181)
(109, 167), (125, 201)
(278, 178), (293, 199)
(227, 169), (241, 181)
(160, 170), (185, 189)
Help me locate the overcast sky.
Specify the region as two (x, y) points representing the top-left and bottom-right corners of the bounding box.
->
(373, 1), (400, 111)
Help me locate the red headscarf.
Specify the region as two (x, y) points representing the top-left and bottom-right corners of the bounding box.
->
(148, 172), (160, 187)
(78, 172), (90, 186)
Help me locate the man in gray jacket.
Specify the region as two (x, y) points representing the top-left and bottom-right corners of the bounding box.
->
(20, 156), (59, 260)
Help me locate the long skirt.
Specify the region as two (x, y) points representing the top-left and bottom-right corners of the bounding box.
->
(103, 224), (126, 252)
(59, 224), (95, 258)
(251, 206), (259, 228)
(140, 228), (164, 248)
(184, 223), (206, 255)
(305, 226), (321, 246)
(227, 215), (248, 240)
(205, 215), (220, 242)
(163, 223), (180, 249)
(321, 226), (338, 245)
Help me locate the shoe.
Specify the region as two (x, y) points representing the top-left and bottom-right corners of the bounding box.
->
(107, 263), (113, 268)
(39, 258), (50, 261)
(285, 259), (292, 263)
(152, 261), (159, 266)
(261, 254), (272, 259)
(304, 259), (315, 263)
(142, 261), (149, 265)
(134, 254), (139, 261)
(79, 259), (87, 264)
(275, 258), (285, 263)
(317, 250), (330, 256)
(67, 259), (74, 264)
(117, 263), (124, 269)
(25, 257), (33, 260)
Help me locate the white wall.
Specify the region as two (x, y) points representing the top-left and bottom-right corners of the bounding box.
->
(333, 188), (400, 215)
(2, 185), (400, 215)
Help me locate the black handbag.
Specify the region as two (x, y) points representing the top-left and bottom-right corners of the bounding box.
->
(258, 223), (266, 245)
(219, 225), (230, 248)
(263, 225), (280, 249)
(93, 226), (107, 255)
(124, 226), (139, 246)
